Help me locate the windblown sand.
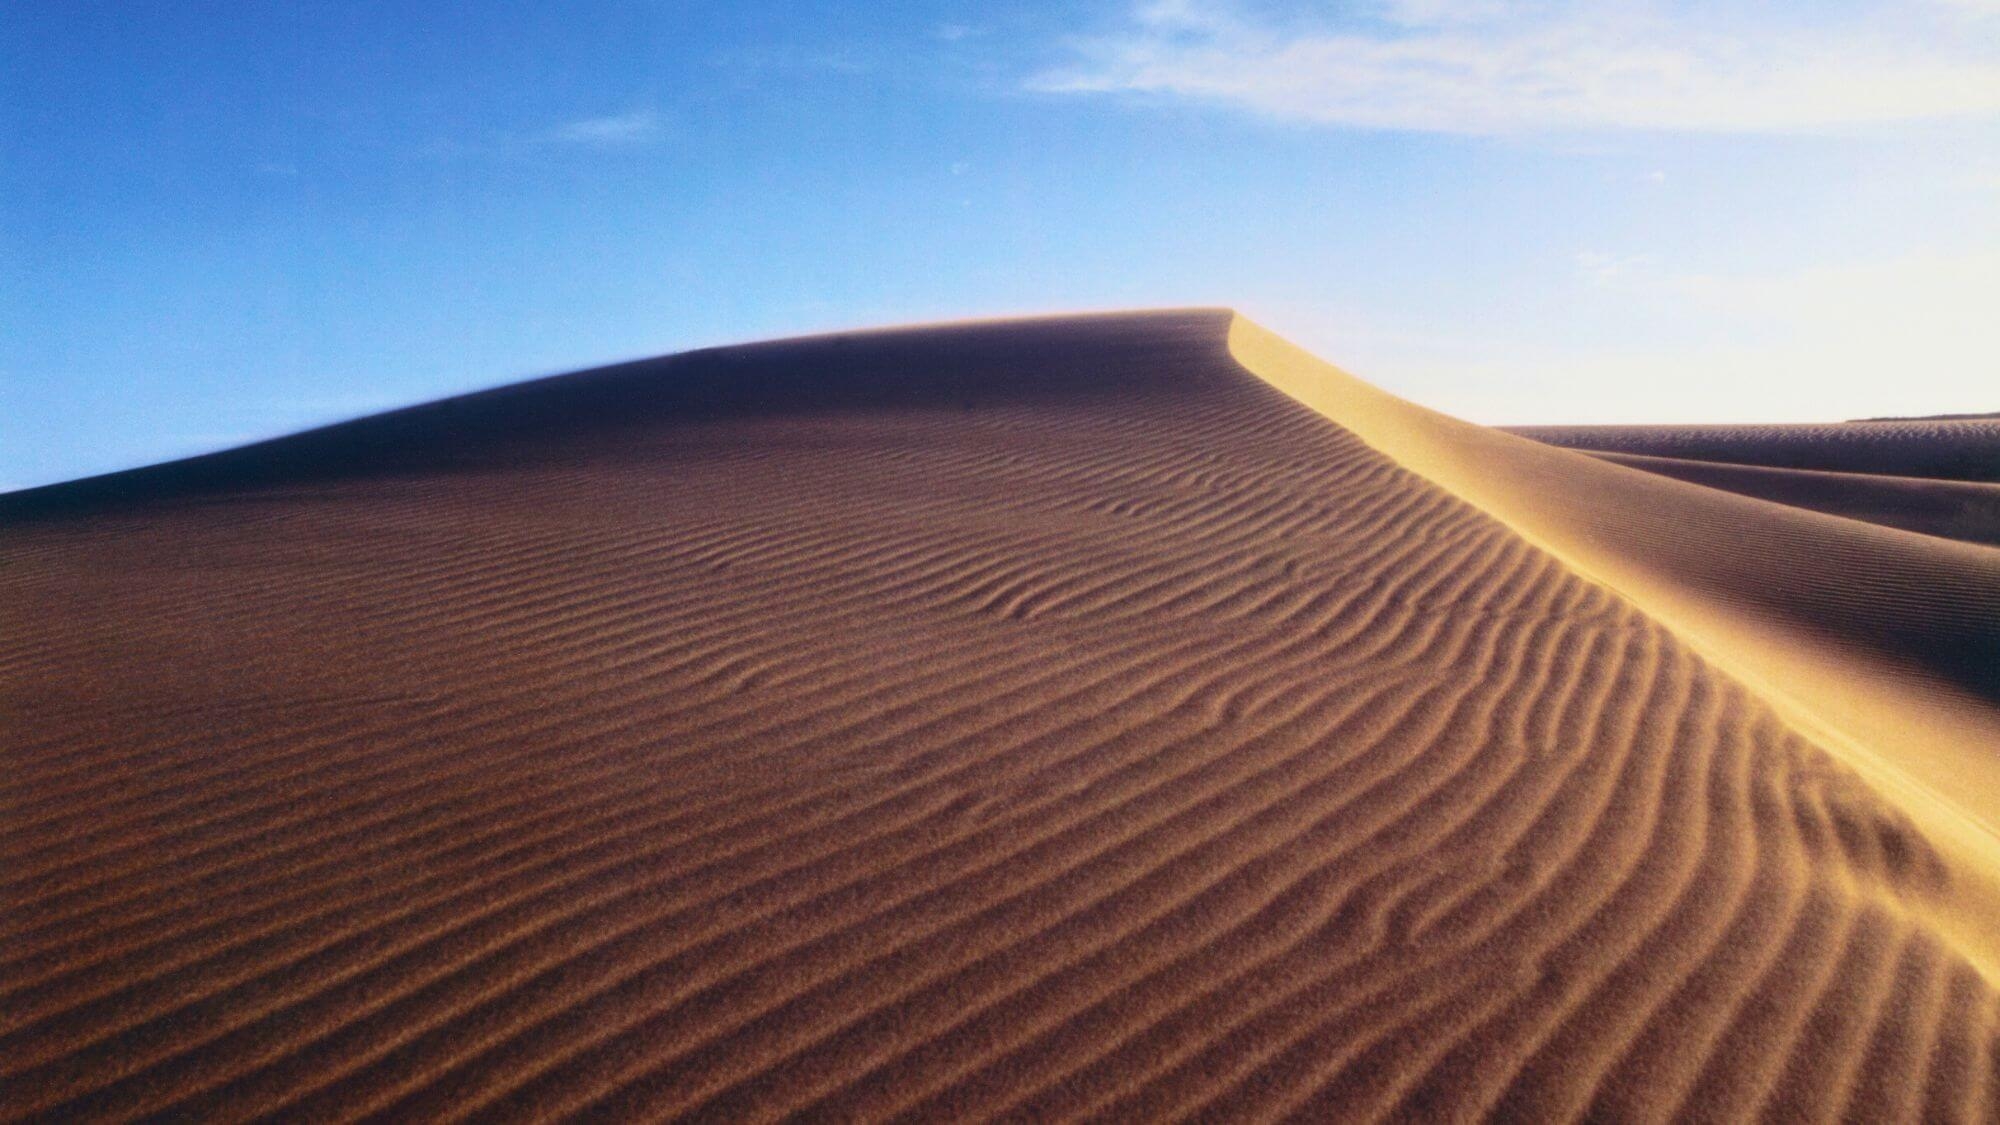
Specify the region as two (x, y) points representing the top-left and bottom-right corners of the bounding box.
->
(4, 311), (1998, 1121)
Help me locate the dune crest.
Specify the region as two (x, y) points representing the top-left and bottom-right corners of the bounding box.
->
(1229, 315), (2000, 976)
(5, 310), (1997, 1120)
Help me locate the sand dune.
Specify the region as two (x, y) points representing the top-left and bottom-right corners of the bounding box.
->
(4, 311), (1997, 1121)
(1512, 418), (2000, 483)
(1551, 451), (2000, 548)
(1238, 322), (2000, 972)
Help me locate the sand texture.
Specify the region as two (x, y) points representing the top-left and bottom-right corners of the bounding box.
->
(5, 311), (1999, 1122)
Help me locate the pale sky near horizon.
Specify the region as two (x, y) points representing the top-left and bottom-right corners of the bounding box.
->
(5, 1), (1998, 492)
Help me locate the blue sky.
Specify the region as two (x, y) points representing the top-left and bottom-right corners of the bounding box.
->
(5, 0), (1998, 491)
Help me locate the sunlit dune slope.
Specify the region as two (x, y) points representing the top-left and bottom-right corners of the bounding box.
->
(4, 311), (1998, 1122)
(1235, 320), (2000, 973)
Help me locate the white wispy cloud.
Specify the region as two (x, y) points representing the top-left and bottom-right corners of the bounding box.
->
(1034, 1), (2000, 133)
(542, 110), (662, 146)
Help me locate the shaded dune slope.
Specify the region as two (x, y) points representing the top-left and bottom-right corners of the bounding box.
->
(5, 311), (1999, 1121)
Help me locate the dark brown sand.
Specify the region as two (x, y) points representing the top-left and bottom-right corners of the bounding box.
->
(4, 311), (1997, 1121)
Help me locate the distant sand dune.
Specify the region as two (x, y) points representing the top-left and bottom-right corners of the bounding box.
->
(1512, 418), (2000, 483)
(4, 311), (1997, 1121)
(1560, 451), (2000, 548)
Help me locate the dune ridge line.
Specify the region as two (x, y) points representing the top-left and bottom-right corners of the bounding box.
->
(1227, 313), (2000, 979)
(5, 308), (1997, 1119)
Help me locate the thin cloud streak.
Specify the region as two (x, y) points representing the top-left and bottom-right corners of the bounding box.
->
(1034, 1), (2000, 134)
(542, 109), (662, 145)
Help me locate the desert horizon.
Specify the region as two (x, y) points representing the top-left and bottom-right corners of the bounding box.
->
(6, 309), (1998, 1120)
